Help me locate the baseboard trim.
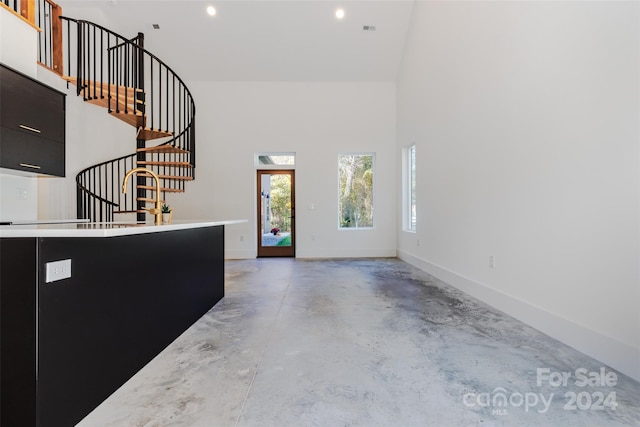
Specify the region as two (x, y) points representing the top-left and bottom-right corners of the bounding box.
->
(225, 248), (396, 260)
(397, 249), (640, 383)
(224, 250), (255, 260)
(297, 248), (396, 259)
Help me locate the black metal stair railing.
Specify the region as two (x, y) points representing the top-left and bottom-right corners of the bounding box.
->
(1, 0), (19, 13)
(55, 17), (196, 221)
(75, 153), (136, 222)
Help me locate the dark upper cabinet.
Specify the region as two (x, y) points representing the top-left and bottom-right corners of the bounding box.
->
(1, 128), (65, 177)
(0, 63), (66, 176)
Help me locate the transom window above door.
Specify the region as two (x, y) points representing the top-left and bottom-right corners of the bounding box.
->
(256, 153), (296, 168)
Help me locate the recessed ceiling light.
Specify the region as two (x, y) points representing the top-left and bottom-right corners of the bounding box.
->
(207, 6), (216, 16)
(335, 8), (345, 19)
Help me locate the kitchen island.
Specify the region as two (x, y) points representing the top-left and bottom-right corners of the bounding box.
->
(0, 220), (244, 427)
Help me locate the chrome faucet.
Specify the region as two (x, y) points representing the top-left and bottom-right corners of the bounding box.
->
(122, 167), (163, 225)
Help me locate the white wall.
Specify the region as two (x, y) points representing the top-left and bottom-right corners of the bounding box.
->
(0, 5), (39, 221)
(0, 173), (37, 221)
(166, 81), (397, 259)
(396, 1), (640, 381)
(0, 5), (37, 76)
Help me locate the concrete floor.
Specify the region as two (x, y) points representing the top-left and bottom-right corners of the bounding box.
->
(78, 258), (640, 426)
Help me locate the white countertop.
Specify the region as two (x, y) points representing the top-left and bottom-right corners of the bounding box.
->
(1, 219), (91, 225)
(0, 220), (247, 238)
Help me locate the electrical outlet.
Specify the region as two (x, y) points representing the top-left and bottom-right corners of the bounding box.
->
(240, 235), (244, 242)
(46, 259), (72, 283)
(16, 188), (28, 200)
(489, 255), (495, 269)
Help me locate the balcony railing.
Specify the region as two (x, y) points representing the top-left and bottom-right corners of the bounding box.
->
(2, 0), (63, 73)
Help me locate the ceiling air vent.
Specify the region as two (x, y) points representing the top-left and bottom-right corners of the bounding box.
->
(152, 24), (160, 30)
(363, 25), (376, 31)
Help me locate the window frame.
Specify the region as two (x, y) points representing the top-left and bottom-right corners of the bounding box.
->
(255, 152), (296, 170)
(337, 152), (375, 230)
(403, 144), (416, 232)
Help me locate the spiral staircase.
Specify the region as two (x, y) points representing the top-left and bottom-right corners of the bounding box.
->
(10, 0), (196, 222)
(66, 18), (196, 222)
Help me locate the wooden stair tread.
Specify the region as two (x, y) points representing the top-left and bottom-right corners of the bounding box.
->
(137, 127), (173, 141)
(109, 110), (145, 128)
(137, 161), (192, 168)
(63, 76), (143, 95)
(65, 76), (147, 129)
(137, 145), (188, 155)
(85, 95), (143, 112)
(113, 209), (147, 214)
(81, 89), (140, 103)
(139, 173), (194, 181)
(137, 185), (184, 193)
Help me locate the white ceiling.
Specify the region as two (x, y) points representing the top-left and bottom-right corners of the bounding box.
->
(57, 0), (415, 82)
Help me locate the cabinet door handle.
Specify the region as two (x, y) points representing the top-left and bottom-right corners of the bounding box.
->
(19, 163), (41, 170)
(19, 124), (42, 134)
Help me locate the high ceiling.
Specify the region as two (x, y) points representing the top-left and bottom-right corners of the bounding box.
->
(57, 0), (415, 82)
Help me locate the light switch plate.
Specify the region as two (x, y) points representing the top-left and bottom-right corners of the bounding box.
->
(46, 259), (72, 283)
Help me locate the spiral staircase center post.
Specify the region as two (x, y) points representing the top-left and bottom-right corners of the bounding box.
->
(135, 32), (146, 222)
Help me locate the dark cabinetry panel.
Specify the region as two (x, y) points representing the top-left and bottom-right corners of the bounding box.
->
(1, 127), (65, 176)
(0, 238), (37, 427)
(0, 63), (66, 176)
(0, 226), (225, 427)
(0, 66), (65, 140)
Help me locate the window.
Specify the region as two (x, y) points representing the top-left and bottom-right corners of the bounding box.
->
(256, 153), (295, 168)
(404, 144), (416, 232)
(338, 154), (374, 228)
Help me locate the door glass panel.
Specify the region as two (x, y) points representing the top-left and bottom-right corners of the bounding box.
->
(260, 173), (292, 247)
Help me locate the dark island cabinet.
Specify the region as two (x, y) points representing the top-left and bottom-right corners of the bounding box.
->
(0, 63), (66, 176)
(0, 226), (225, 427)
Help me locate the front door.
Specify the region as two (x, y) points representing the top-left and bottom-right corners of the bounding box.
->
(257, 170), (295, 257)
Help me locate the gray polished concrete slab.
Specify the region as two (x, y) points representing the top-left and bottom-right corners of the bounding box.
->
(78, 258), (640, 426)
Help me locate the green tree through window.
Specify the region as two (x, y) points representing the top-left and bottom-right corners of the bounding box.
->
(269, 174), (291, 233)
(339, 154), (374, 228)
